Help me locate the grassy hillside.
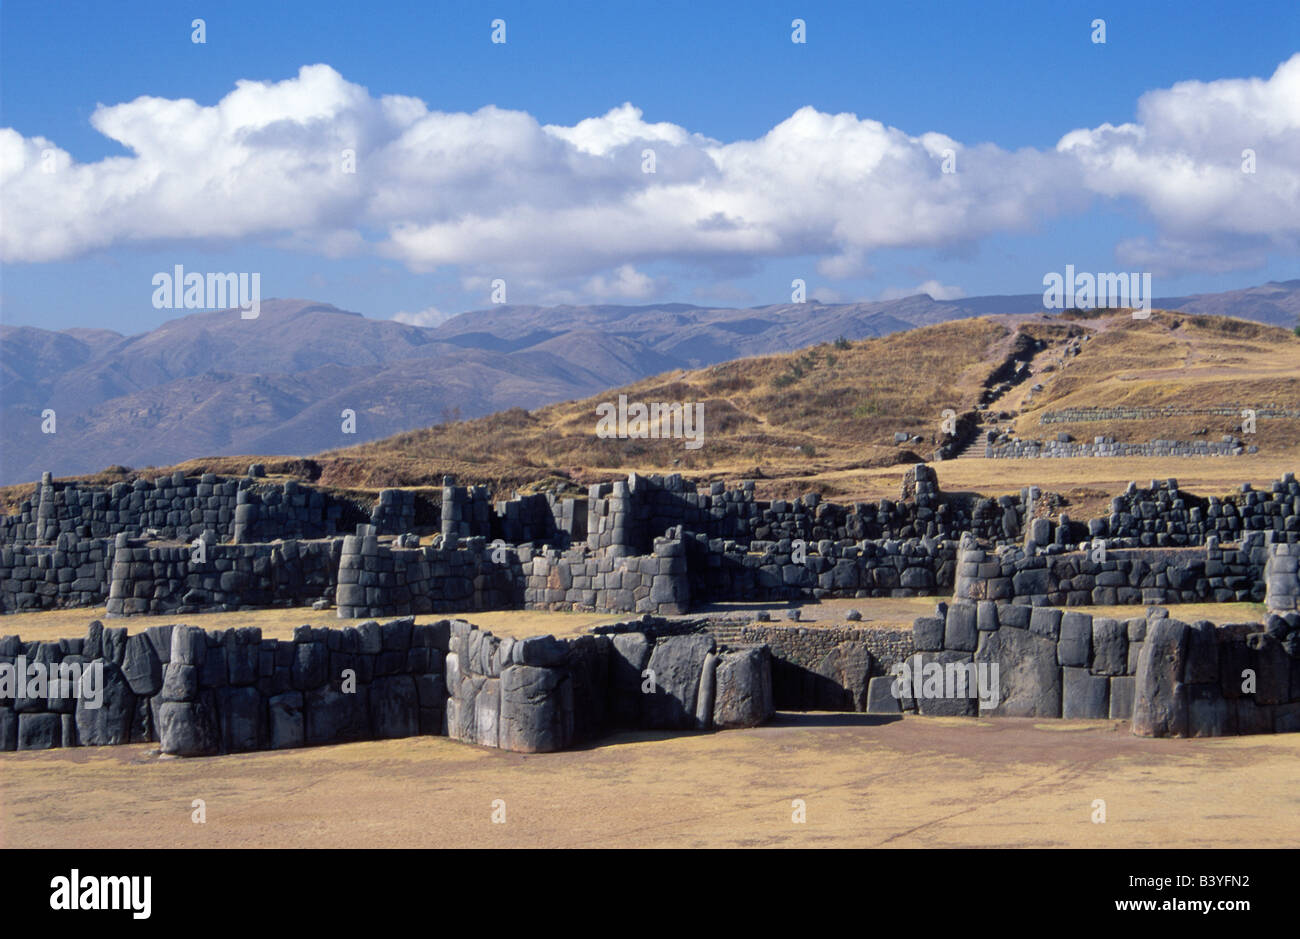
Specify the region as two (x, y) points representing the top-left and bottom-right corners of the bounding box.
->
(4, 309), (1296, 513)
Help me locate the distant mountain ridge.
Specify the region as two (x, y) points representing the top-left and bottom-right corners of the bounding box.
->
(2, 280), (1297, 485)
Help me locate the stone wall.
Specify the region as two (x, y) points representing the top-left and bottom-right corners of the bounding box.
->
(586, 465), (1003, 555)
(689, 535), (957, 603)
(906, 602), (1300, 736)
(953, 532), (1271, 606)
(440, 478), (584, 546)
(1040, 405), (1300, 423)
(1266, 542), (1300, 613)
(1, 616), (773, 755)
(0, 534), (113, 612)
(335, 527), (689, 619)
(0, 471), (357, 546)
(4, 468), (1296, 623)
(104, 535), (341, 616)
(988, 438), (1247, 458)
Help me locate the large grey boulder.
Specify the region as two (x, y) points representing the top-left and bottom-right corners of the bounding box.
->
(905, 651), (978, 717)
(811, 641), (873, 711)
(473, 676), (501, 748)
(219, 685), (264, 752)
(17, 712), (61, 750)
(499, 665), (572, 752)
(121, 633), (163, 696)
(644, 634), (715, 729)
(712, 646), (774, 729)
(1057, 612), (1092, 667)
(369, 675), (419, 739)
(1187, 684), (1231, 737)
(74, 662), (135, 746)
(1090, 618), (1127, 676)
(695, 652), (718, 730)
(974, 627), (1061, 717)
(944, 603), (978, 652)
(607, 632), (651, 728)
(305, 684), (368, 745)
(159, 662), (198, 702)
(1062, 667), (1108, 719)
(1131, 619), (1189, 737)
(912, 616), (945, 652)
(158, 698), (220, 756)
(864, 676), (901, 714)
(268, 692), (304, 749)
(1109, 676), (1135, 720)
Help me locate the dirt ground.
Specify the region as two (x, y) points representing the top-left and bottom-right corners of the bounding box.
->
(2, 715), (1297, 849)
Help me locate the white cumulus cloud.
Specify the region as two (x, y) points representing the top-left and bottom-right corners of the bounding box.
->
(3, 56), (1298, 284)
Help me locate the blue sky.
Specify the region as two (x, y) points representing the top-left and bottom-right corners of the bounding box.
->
(2, 0), (1298, 332)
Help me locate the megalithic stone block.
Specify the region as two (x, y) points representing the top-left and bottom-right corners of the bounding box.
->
(1131, 619), (1189, 737)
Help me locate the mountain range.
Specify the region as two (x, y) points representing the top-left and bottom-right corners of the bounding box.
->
(2, 280), (1297, 485)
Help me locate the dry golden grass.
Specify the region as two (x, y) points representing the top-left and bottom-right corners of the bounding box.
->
(3, 310), (1295, 513)
(0, 606), (617, 645)
(0, 598), (1267, 648)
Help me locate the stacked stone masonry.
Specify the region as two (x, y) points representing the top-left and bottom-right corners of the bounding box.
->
(0, 616), (772, 756)
(907, 601), (1300, 738)
(3, 468), (1297, 618)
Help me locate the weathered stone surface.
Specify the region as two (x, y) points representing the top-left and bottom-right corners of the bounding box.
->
(305, 684), (367, 745)
(1057, 612), (1092, 667)
(369, 675), (419, 739)
(1062, 667), (1108, 719)
(912, 616), (945, 652)
(907, 651), (978, 717)
(292, 642), (328, 691)
(74, 661), (135, 746)
(695, 652), (718, 730)
(998, 604), (1031, 629)
(864, 676), (901, 714)
(160, 662), (197, 702)
(811, 641), (873, 711)
(1109, 675), (1135, 720)
(170, 625), (206, 666)
(1090, 618), (1127, 676)
(268, 691), (304, 749)
(1029, 606), (1062, 641)
(158, 698), (219, 756)
(499, 664), (572, 752)
(1184, 621), (1219, 684)
(1247, 632), (1289, 705)
(0, 709), (16, 751)
(121, 632), (163, 696)
(975, 627), (1061, 717)
(474, 676), (501, 748)
(944, 603), (978, 652)
(645, 634), (715, 729)
(219, 685), (264, 752)
(976, 601), (1000, 632)
(1187, 684), (1231, 737)
(514, 634), (568, 667)
(607, 631), (651, 727)
(1132, 619), (1189, 737)
(712, 646), (774, 729)
(17, 712), (60, 749)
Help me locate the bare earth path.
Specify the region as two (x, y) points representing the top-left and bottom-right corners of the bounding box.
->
(3, 716), (1297, 849)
